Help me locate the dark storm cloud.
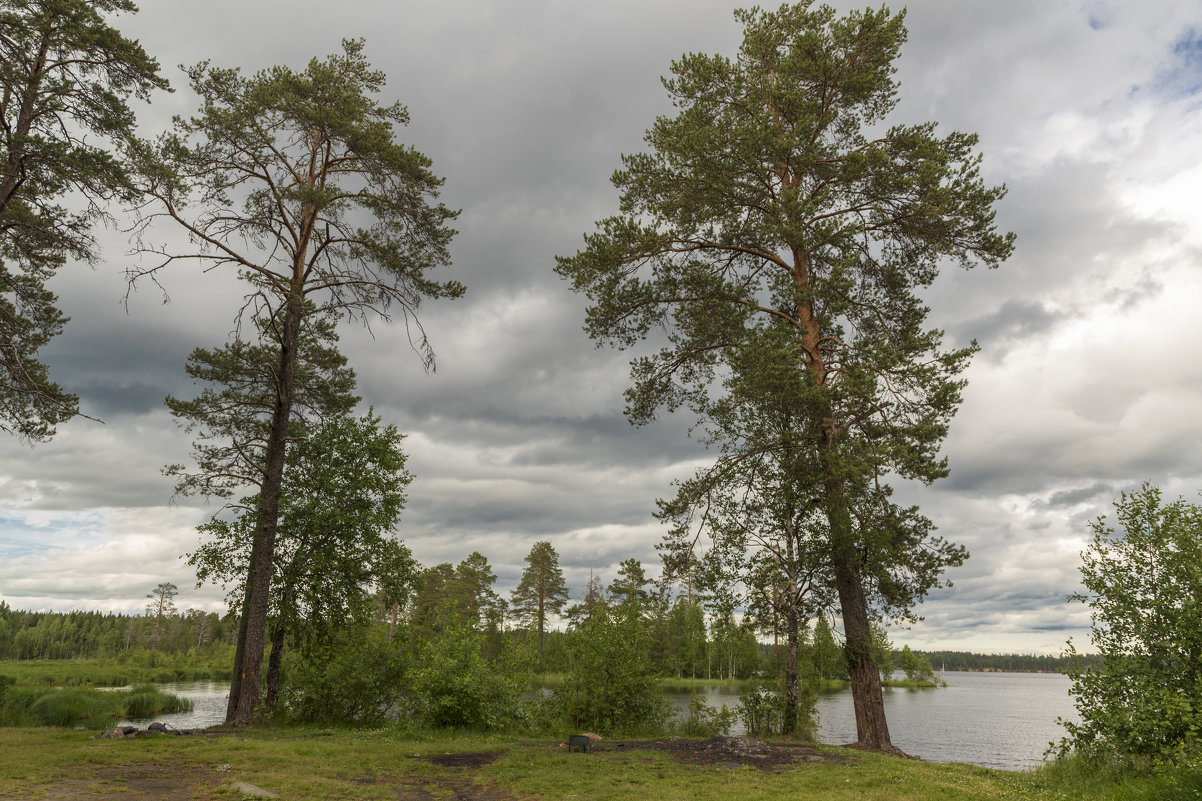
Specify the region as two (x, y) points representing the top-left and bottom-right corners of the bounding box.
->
(1039, 483), (1116, 509)
(4, 1), (1202, 654)
(951, 299), (1059, 352)
(42, 325), (201, 417)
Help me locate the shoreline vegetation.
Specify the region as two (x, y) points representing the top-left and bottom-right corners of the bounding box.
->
(0, 683), (193, 728)
(0, 652), (1077, 691)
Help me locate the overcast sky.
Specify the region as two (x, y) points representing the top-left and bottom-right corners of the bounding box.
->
(2, 0), (1200, 655)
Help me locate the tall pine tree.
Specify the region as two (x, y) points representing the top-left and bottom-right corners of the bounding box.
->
(557, 3), (1011, 750)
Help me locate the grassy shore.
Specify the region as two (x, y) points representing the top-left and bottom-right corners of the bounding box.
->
(0, 659), (232, 687)
(0, 726), (1194, 801)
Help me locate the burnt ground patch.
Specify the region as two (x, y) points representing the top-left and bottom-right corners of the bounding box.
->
(587, 735), (859, 771)
(425, 751), (504, 769)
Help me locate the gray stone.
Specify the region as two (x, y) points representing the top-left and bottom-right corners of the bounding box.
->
(231, 781), (278, 798)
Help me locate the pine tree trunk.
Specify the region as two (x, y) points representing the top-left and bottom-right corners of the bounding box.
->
(834, 555), (893, 750)
(825, 475), (893, 751)
(224, 580), (251, 722)
(264, 622), (285, 714)
(536, 589), (546, 670)
(226, 291), (303, 726)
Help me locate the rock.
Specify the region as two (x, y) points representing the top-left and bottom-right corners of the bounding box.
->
(231, 781), (278, 797)
(700, 736), (773, 758)
(95, 728), (126, 739)
(581, 732), (603, 742)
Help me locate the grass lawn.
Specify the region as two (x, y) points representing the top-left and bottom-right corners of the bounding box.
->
(3, 725), (1189, 801)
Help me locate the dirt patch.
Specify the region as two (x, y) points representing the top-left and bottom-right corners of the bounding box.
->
(29, 761), (516, 801)
(426, 751), (504, 768)
(352, 772), (514, 801)
(32, 761), (223, 800)
(588, 735), (858, 771)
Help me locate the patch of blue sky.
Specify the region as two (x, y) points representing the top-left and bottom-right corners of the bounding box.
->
(0, 509), (112, 558)
(1152, 26), (1202, 101)
(1083, 0), (1116, 31)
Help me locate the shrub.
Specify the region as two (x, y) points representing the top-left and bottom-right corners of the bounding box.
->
(676, 692), (735, 737)
(554, 604), (670, 735)
(737, 681), (816, 741)
(281, 624), (409, 726)
(1055, 484), (1202, 764)
(409, 615), (528, 730)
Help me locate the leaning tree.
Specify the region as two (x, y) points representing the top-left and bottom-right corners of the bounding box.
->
(556, 3), (1012, 750)
(130, 40), (462, 725)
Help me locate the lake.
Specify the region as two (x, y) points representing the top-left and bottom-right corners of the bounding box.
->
(133, 671), (1076, 771)
(666, 671), (1077, 770)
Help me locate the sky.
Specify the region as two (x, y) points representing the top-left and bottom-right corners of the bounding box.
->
(2, 0), (1201, 655)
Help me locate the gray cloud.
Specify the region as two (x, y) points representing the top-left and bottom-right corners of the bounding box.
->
(3, 0), (1202, 654)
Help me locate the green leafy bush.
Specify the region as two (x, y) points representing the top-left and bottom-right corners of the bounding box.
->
(676, 692), (735, 737)
(409, 614), (528, 730)
(280, 625), (409, 725)
(554, 604), (670, 735)
(737, 681), (816, 741)
(1055, 484), (1202, 764)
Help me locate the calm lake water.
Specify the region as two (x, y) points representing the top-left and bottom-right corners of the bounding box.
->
(139, 671), (1075, 771)
(115, 680), (229, 731)
(666, 671), (1077, 771)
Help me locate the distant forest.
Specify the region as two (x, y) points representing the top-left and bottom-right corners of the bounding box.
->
(0, 603), (235, 663)
(0, 602), (1088, 675)
(915, 650), (1097, 673)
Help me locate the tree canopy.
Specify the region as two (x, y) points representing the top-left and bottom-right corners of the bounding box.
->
(0, 0), (167, 441)
(190, 410), (417, 712)
(164, 308), (359, 501)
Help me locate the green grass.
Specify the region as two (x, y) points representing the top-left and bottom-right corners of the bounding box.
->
(1, 685), (193, 728)
(0, 654), (231, 683)
(0, 657), (232, 687)
(0, 726), (1196, 801)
